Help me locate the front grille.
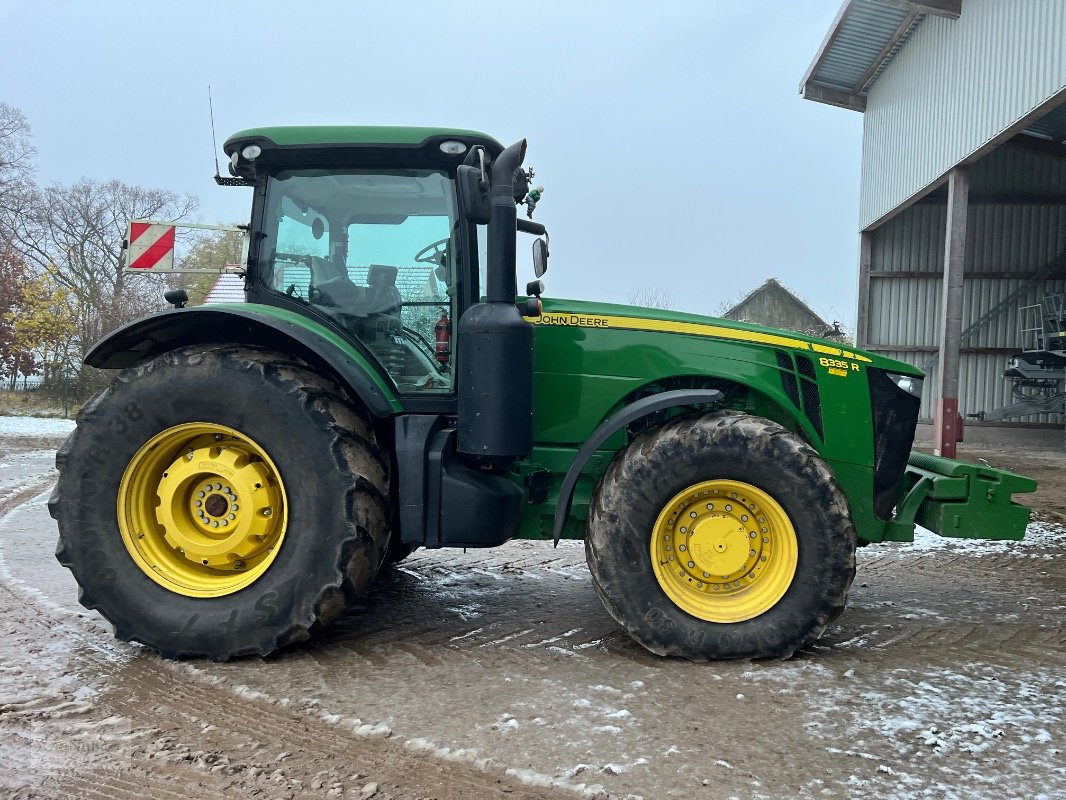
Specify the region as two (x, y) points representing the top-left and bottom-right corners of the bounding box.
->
(868, 369), (921, 519)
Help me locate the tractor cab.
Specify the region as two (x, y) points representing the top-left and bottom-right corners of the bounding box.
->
(223, 127), (526, 399)
(255, 166), (458, 393)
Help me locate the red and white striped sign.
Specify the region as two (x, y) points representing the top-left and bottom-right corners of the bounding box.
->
(127, 221), (176, 271)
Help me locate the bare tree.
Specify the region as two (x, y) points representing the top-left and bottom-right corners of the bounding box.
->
(627, 284), (672, 310)
(9, 178), (197, 359)
(0, 103), (36, 238)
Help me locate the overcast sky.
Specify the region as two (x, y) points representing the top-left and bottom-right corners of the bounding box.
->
(0, 0), (863, 328)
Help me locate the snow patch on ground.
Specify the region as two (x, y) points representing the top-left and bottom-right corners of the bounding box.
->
(747, 658), (1063, 796)
(0, 416), (75, 437)
(905, 520), (1066, 556)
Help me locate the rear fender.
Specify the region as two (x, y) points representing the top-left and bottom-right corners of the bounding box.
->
(86, 306), (402, 418)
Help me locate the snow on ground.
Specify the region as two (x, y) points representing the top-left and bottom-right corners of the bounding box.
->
(0, 416), (75, 437)
(908, 520), (1066, 556)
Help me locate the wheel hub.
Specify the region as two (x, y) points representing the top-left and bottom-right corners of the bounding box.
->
(689, 514), (750, 576)
(118, 423), (287, 597)
(650, 480), (797, 623)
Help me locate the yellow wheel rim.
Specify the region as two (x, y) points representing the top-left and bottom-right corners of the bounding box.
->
(117, 423), (288, 598)
(650, 479), (797, 623)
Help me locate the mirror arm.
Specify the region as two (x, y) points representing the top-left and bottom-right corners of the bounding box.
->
(516, 219), (546, 237)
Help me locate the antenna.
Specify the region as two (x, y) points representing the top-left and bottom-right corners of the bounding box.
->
(208, 89), (255, 187)
(209, 86), (221, 178)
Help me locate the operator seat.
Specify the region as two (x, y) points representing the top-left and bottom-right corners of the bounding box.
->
(364, 265), (402, 316)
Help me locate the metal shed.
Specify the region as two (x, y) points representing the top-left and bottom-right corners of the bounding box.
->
(803, 0), (1066, 454)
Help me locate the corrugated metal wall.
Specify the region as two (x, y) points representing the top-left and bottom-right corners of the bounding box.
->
(866, 146), (1066, 421)
(860, 0), (1066, 230)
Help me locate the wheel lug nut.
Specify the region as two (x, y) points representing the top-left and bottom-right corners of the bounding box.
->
(679, 544), (687, 552)
(228, 514), (236, 520)
(212, 521), (219, 528)
(725, 504), (732, 512)
(749, 549), (756, 557)
(687, 561), (695, 568)
(749, 531), (756, 539)
(703, 572), (710, 578)
(261, 509), (272, 517)
(195, 500), (202, 508)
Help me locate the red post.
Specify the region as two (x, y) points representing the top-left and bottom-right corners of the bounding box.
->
(934, 397), (959, 458)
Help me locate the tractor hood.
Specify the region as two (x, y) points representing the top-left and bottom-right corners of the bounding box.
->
(532, 297), (922, 377)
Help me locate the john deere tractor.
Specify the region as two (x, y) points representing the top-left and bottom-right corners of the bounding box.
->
(51, 127), (1036, 661)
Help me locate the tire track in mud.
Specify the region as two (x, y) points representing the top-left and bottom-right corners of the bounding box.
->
(326, 567), (659, 675)
(832, 539), (1066, 668)
(0, 488), (569, 800)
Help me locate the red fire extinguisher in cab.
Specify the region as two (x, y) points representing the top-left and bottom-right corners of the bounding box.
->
(435, 310), (451, 365)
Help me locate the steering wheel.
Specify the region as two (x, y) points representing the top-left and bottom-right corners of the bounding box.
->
(414, 238), (449, 268)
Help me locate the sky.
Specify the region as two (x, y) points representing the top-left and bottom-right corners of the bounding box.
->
(0, 0), (863, 328)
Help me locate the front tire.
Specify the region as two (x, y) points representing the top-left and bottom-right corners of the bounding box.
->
(585, 411), (855, 660)
(50, 345), (390, 660)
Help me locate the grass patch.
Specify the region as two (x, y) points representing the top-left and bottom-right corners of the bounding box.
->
(0, 390), (72, 418)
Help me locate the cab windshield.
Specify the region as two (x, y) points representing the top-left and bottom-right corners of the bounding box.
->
(260, 168), (458, 394)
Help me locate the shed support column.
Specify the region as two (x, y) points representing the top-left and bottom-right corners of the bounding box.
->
(933, 166), (969, 458)
(856, 231), (873, 349)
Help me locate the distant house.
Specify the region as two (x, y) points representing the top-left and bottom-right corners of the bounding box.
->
(203, 273), (245, 304)
(722, 278), (844, 339)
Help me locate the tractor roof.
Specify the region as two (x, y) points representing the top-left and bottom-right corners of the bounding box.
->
(224, 125), (504, 154)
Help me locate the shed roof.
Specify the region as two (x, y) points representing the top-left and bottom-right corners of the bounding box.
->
(800, 0), (961, 111)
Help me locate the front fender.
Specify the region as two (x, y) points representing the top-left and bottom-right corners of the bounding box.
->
(87, 305), (402, 418)
(551, 388), (723, 543)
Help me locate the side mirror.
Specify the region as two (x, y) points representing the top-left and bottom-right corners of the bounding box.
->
(164, 288), (189, 308)
(532, 237), (549, 278)
(457, 164), (491, 224)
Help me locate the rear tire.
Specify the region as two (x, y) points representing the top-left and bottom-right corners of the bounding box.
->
(585, 411), (855, 660)
(50, 345), (390, 660)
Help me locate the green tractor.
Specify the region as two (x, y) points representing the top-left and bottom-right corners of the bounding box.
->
(50, 127), (1036, 661)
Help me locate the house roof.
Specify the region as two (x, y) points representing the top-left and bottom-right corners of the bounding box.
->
(723, 278), (842, 337)
(203, 273), (245, 304)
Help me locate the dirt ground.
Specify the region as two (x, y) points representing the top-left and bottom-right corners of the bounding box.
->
(1, 424), (1063, 799)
